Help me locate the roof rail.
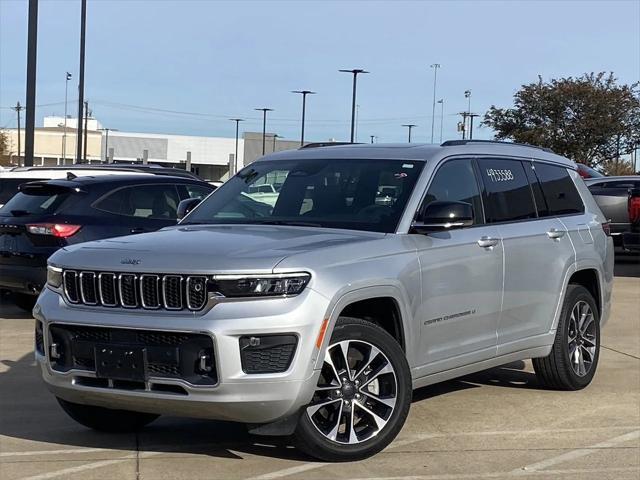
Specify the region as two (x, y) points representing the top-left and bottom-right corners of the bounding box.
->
(299, 142), (362, 149)
(440, 139), (554, 153)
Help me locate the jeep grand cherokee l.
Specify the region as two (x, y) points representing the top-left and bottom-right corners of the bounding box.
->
(34, 141), (613, 461)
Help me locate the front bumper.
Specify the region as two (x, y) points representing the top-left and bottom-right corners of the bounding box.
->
(34, 287), (328, 424)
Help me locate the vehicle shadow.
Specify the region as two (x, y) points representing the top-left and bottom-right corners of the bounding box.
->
(0, 292), (35, 320)
(0, 350), (544, 461)
(614, 252), (640, 278)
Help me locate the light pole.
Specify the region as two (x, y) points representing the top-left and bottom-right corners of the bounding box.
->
(370, 135), (376, 144)
(272, 134), (281, 152)
(75, 0), (87, 164)
(464, 90), (471, 139)
(12, 102), (24, 163)
(402, 124), (417, 143)
(468, 113), (479, 140)
(292, 90), (315, 147)
(229, 118), (244, 175)
(339, 69), (369, 143)
(437, 99), (444, 142)
(430, 63), (440, 143)
(62, 72), (71, 163)
(98, 127), (117, 163)
(24, 0), (38, 167)
(254, 108), (273, 155)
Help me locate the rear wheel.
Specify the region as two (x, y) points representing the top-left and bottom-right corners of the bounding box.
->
(533, 285), (600, 390)
(294, 317), (411, 462)
(13, 293), (37, 312)
(57, 398), (159, 432)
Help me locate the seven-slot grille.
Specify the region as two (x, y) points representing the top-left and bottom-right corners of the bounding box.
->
(62, 270), (208, 311)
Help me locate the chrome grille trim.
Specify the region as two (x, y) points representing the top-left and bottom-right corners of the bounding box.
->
(162, 275), (183, 310)
(63, 270), (79, 303)
(60, 270), (208, 312)
(118, 273), (139, 308)
(79, 272), (98, 305)
(140, 274), (161, 310)
(186, 276), (208, 311)
(98, 273), (118, 307)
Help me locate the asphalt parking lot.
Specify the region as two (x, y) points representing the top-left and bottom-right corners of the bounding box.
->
(0, 257), (638, 480)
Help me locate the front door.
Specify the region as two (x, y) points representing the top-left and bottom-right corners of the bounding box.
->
(412, 158), (503, 373)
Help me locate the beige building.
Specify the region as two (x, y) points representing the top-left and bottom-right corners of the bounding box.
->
(2, 126), (102, 166)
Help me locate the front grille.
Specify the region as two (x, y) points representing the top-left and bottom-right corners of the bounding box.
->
(49, 324), (217, 386)
(61, 270), (210, 311)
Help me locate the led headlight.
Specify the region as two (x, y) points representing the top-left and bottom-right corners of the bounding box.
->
(211, 273), (310, 298)
(47, 265), (63, 290)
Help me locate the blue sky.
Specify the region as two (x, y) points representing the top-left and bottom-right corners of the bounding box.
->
(1, 0), (638, 143)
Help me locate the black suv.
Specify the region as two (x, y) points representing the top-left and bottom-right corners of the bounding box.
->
(0, 174), (214, 310)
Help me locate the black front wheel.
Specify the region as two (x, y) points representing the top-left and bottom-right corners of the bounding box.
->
(294, 317), (411, 462)
(57, 398), (159, 432)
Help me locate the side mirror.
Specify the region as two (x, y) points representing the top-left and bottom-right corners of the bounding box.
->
(177, 198), (201, 220)
(411, 201), (474, 233)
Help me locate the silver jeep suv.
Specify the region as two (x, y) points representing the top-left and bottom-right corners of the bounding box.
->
(34, 141), (614, 461)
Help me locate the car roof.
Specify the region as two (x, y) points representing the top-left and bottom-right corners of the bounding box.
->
(585, 176), (640, 184)
(256, 140), (576, 168)
(23, 174), (209, 188)
(9, 164), (202, 180)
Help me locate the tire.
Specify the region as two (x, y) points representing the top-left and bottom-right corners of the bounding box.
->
(57, 398), (159, 432)
(533, 285), (600, 390)
(294, 317), (411, 462)
(13, 293), (37, 312)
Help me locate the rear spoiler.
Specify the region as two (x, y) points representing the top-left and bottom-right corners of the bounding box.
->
(18, 180), (86, 195)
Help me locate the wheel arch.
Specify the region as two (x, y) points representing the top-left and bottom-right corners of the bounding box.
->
(552, 263), (605, 332)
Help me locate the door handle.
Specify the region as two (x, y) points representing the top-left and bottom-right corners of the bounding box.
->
(477, 236), (499, 248)
(546, 228), (566, 239)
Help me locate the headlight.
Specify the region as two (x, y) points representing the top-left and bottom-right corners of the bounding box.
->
(47, 265), (63, 289)
(211, 273), (310, 298)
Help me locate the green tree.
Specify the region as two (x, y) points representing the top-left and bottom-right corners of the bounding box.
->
(483, 73), (640, 174)
(0, 130), (11, 166)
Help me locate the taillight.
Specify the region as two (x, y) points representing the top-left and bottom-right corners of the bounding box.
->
(601, 222), (611, 237)
(629, 195), (640, 224)
(26, 223), (81, 238)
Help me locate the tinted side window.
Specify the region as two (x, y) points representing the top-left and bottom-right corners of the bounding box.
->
(185, 184), (214, 200)
(534, 163), (584, 215)
(421, 159), (483, 225)
(478, 158), (537, 223)
(95, 185), (180, 219)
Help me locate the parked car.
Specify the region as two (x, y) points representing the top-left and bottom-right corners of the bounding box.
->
(576, 163), (605, 179)
(35, 141), (613, 461)
(0, 174), (214, 311)
(585, 176), (640, 251)
(0, 167), (155, 208)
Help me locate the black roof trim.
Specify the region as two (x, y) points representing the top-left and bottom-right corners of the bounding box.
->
(441, 139), (554, 154)
(300, 142), (363, 149)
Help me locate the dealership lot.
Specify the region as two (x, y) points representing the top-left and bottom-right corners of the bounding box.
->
(0, 259), (638, 480)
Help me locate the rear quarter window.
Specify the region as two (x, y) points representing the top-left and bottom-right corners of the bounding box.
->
(477, 158), (537, 223)
(533, 163), (584, 215)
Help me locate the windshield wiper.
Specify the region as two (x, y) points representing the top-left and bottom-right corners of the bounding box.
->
(254, 220), (323, 227)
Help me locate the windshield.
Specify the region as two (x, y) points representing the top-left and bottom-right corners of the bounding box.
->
(183, 159), (424, 233)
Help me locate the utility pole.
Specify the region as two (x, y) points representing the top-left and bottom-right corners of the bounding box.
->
(254, 108), (273, 155)
(370, 135), (376, 144)
(437, 99), (444, 142)
(75, 0), (87, 164)
(458, 112), (469, 139)
(24, 0), (39, 167)
(229, 118), (244, 175)
(292, 90), (315, 147)
(83, 101), (89, 162)
(468, 113), (480, 140)
(402, 124), (417, 143)
(430, 64), (440, 143)
(272, 134), (281, 152)
(339, 69), (369, 143)
(98, 127), (117, 163)
(13, 102), (24, 163)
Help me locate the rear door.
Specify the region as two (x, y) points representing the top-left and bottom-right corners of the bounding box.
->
(476, 158), (575, 354)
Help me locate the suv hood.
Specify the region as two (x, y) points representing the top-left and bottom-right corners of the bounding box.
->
(49, 224), (384, 273)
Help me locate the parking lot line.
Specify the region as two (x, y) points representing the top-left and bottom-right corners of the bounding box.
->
(510, 429), (640, 474)
(0, 447), (121, 458)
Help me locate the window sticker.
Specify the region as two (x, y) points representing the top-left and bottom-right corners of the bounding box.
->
(486, 168), (514, 182)
(402, 163), (414, 169)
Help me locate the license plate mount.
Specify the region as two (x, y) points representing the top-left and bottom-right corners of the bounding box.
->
(94, 345), (147, 382)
